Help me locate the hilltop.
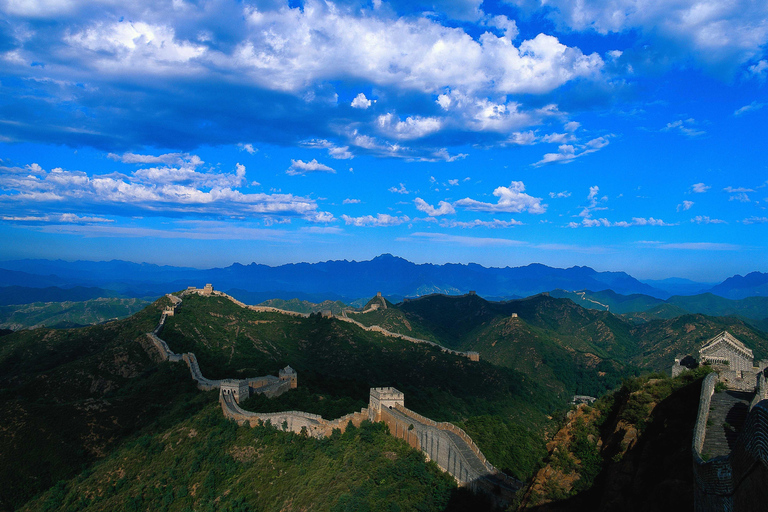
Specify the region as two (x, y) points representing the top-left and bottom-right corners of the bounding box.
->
(4, 287), (768, 511)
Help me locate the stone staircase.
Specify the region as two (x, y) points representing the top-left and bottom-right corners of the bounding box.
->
(702, 390), (752, 458)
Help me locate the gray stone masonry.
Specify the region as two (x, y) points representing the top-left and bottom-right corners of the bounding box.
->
(144, 286), (515, 506)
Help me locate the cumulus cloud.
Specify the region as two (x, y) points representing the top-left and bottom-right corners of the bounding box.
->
(343, 198), (361, 204)
(341, 213), (409, 226)
(510, 0), (768, 74)
(300, 139), (354, 160)
(238, 143), (257, 154)
(414, 198), (456, 216)
(389, 183), (410, 194)
(0, 0), (608, 156)
(351, 93), (373, 109)
(286, 159), (336, 176)
(0, 161), (322, 220)
(549, 191), (571, 198)
(691, 183), (710, 193)
(455, 181), (546, 214)
(677, 200), (694, 211)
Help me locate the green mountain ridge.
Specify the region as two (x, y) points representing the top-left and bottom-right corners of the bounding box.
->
(4, 290), (768, 512)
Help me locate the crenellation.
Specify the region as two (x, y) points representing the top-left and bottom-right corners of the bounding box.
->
(142, 285), (514, 506)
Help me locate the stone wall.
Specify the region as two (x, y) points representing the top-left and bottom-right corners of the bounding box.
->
(693, 371), (768, 511)
(336, 315), (480, 361)
(145, 288), (513, 506)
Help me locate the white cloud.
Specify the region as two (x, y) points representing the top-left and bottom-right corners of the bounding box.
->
(238, 143), (257, 154)
(691, 182), (710, 193)
(440, 218), (522, 228)
(677, 200), (694, 211)
(351, 93), (373, 109)
(724, 186), (754, 193)
(691, 216), (726, 224)
(414, 198), (456, 216)
(564, 121), (580, 132)
(406, 232), (525, 246)
(455, 181), (546, 214)
(734, 101), (766, 116)
(286, 159), (336, 176)
(0, 161), (322, 220)
(506, 131), (537, 145)
(448, 179), (459, 186)
(534, 136), (610, 166)
(510, 0), (768, 72)
(742, 216), (768, 224)
(300, 139), (354, 160)
(662, 118), (705, 137)
(637, 241), (741, 250)
(549, 191), (571, 198)
(107, 152), (199, 166)
(486, 14), (519, 40)
(343, 198), (361, 204)
(389, 183), (410, 194)
(377, 113), (442, 140)
(749, 60), (768, 78)
(569, 217), (674, 228)
(341, 213), (409, 226)
(729, 192), (751, 202)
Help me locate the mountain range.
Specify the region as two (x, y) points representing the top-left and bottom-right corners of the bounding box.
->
(1, 254), (765, 303)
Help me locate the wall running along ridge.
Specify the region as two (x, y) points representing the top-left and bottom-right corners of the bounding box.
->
(144, 288), (513, 505)
(692, 373), (768, 511)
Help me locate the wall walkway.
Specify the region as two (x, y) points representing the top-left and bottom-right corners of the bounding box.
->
(692, 372), (768, 511)
(144, 289), (512, 506)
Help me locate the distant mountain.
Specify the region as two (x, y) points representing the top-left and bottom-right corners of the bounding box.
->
(0, 286), (127, 305)
(0, 254), (671, 300)
(547, 289), (768, 328)
(640, 277), (714, 296)
(706, 271), (768, 299)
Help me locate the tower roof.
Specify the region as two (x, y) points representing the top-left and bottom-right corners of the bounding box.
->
(700, 331), (753, 360)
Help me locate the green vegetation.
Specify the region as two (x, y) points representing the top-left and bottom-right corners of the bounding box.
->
(256, 298), (348, 315)
(0, 297), (150, 330)
(161, 294), (557, 479)
(23, 404), (472, 512)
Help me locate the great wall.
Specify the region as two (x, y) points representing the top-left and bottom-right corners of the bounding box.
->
(145, 285), (521, 507)
(678, 331), (768, 511)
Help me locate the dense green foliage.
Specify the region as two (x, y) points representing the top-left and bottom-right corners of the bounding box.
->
(0, 297), (210, 510)
(23, 405), (475, 512)
(161, 294), (557, 478)
(457, 415), (547, 482)
(0, 298), (149, 330)
(256, 298), (348, 315)
(240, 386), (367, 420)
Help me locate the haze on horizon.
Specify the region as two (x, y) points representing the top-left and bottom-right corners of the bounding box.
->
(1, 0), (766, 282)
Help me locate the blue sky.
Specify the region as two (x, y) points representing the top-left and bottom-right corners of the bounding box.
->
(0, 0), (766, 281)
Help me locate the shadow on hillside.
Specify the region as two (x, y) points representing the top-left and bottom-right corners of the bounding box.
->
(525, 376), (705, 512)
(442, 487), (496, 511)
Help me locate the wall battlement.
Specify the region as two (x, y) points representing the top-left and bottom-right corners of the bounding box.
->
(692, 372), (768, 511)
(142, 288), (511, 506)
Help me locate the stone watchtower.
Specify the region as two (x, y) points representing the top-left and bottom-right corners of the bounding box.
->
(368, 387), (404, 422)
(201, 284), (214, 296)
(220, 379), (249, 403)
(279, 365), (298, 389)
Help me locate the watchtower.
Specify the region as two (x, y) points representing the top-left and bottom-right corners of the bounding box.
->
(279, 365), (298, 389)
(369, 387), (404, 421)
(220, 379), (249, 403)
